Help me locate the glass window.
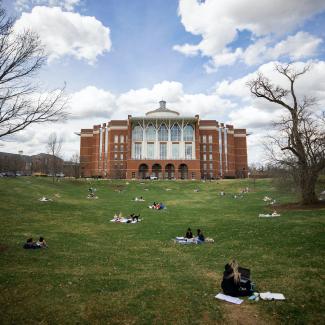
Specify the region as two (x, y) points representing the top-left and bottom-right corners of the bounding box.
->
(172, 143), (179, 159)
(160, 143), (167, 159)
(183, 125), (194, 141)
(209, 153), (213, 160)
(158, 124), (168, 141)
(134, 143), (142, 159)
(120, 135), (124, 143)
(120, 144), (124, 152)
(210, 163), (213, 170)
(146, 125), (156, 141)
(202, 135), (206, 143)
(209, 144), (212, 152)
(132, 126), (143, 141)
(208, 135), (213, 143)
(120, 153), (123, 160)
(203, 154), (206, 161)
(114, 135), (118, 143)
(114, 144), (118, 151)
(202, 144), (206, 152)
(171, 124), (181, 141)
(185, 143), (192, 159)
(147, 143), (154, 159)
(203, 163), (207, 171)
(114, 153), (118, 160)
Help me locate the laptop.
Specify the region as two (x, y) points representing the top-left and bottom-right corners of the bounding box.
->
(238, 267), (251, 284)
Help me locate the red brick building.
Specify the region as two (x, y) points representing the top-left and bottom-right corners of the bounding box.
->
(80, 101), (248, 179)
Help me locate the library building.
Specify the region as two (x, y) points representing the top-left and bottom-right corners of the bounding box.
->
(80, 101), (248, 179)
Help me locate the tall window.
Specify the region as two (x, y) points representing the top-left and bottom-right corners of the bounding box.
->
(114, 135), (118, 143)
(132, 126), (143, 141)
(160, 143), (167, 159)
(209, 144), (212, 152)
(171, 124), (181, 141)
(134, 143), (142, 159)
(203, 154), (206, 161)
(183, 125), (194, 141)
(202, 135), (206, 143)
(202, 144), (206, 152)
(120, 135), (124, 143)
(158, 124), (168, 141)
(147, 143), (154, 159)
(185, 143), (192, 159)
(172, 143), (179, 159)
(208, 135), (213, 143)
(146, 125), (156, 141)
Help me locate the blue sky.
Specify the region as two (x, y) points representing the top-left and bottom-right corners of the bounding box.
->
(2, 0), (325, 163)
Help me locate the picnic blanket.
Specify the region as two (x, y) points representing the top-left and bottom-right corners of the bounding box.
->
(259, 213), (280, 218)
(39, 197), (52, 202)
(110, 218), (141, 224)
(174, 237), (214, 244)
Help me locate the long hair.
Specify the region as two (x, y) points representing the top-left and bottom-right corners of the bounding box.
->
(229, 259), (241, 283)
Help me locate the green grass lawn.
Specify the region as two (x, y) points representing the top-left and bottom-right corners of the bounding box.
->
(0, 177), (324, 324)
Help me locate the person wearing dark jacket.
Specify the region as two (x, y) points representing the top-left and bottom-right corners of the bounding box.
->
(196, 229), (205, 243)
(185, 228), (193, 239)
(221, 260), (253, 297)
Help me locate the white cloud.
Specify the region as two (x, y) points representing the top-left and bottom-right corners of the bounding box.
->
(15, 0), (81, 12)
(242, 32), (322, 66)
(14, 6), (111, 64)
(68, 86), (116, 119)
(174, 0), (325, 70)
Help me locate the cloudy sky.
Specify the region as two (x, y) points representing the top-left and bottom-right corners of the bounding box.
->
(2, 0), (325, 163)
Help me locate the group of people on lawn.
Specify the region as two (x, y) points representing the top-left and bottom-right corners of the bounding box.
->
(149, 202), (165, 210)
(185, 227), (205, 243)
(112, 212), (140, 223)
(23, 237), (47, 249)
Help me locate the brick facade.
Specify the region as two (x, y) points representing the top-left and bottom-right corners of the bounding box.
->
(80, 102), (248, 179)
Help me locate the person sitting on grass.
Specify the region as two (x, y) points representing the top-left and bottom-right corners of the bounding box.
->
(185, 228), (193, 239)
(23, 238), (39, 249)
(36, 237), (47, 248)
(221, 260), (253, 297)
(132, 214), (140, 222)
(196, 229), (205, 243)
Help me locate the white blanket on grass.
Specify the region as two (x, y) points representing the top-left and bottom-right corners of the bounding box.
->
(259, 213), (280, 218)
(110, 218), (141, 224)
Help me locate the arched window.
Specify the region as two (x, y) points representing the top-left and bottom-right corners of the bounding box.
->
(158, 124), (168, 141)
(183, 125), (194, 141)
(132, 125), (143, 141)
(171, 124), (181, 141)
(146, 125), (156, 141)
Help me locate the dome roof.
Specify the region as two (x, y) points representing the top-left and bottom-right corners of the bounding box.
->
(145, 101), (180, 118)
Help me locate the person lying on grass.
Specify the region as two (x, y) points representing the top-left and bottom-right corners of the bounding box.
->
(23, 238), (43, 249)
(149, 202), (165, 210)
(221, 260), (253, 297)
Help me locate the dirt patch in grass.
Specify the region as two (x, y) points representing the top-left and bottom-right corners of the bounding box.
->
(0, 244), (9, 253)
(222, 303), (274, 325)
(273, 201), (325, 211)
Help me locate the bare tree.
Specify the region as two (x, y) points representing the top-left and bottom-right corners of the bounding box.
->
(247, 63), (325, 205)
(47, 132), (63, 183)
(0, 6), (67, 139)
(70, 153), (80, 178)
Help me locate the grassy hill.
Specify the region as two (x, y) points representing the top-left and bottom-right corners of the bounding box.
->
(0, 177), (324, 324)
